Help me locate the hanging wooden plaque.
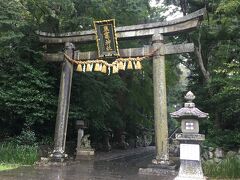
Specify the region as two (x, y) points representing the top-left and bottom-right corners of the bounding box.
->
(94, 19), (119, 58)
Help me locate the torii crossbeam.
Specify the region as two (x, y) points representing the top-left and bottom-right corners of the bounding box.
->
(37, 8), (206, 164)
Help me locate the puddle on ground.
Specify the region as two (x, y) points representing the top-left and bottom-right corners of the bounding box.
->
(0, 154), (175, 180)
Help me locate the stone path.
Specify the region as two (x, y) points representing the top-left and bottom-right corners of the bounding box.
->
(0, 147), (176, 180)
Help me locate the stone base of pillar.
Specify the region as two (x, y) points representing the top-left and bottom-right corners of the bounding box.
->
(49, 151), (68, 162)
(174, 176), (206, 180)
(75, 148), (95, 160)
(139, 162), (177, 176)
(36, 157), (69, 166)
(174, 160), (206, 180)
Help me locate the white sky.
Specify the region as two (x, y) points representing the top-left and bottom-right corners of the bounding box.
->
(150, 0), (182, 21)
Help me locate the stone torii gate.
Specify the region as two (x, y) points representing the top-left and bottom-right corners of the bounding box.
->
(37, 8), (205, 163)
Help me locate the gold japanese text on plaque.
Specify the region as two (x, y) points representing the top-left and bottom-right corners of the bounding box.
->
(94, 19), (119, 58)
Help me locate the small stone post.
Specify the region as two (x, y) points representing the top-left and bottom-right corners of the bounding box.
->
(119, 131), (129, 149)
(51, 42), (75, 162)
(140, 127), (148, 147)
(103, 128), (112, 152)
(76, 120), (85, 153)
(171, 91), (208, 180)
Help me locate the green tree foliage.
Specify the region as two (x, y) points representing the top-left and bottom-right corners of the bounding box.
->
(164, 0), (240, 148)
(0, 0), (57, 137)
(0, 1), (28, 56)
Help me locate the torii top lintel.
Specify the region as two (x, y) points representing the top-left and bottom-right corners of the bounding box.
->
(37, 8), (206, 44)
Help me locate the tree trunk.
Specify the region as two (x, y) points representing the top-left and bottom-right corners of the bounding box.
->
(194, 31), (211, 83)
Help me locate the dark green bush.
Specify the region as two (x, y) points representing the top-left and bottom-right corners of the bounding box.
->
(204, 128), (240, 149)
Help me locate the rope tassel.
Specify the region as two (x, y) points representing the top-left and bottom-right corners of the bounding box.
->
(76, 64), (83, 72)
(64, 53), (146, 75)
(94, 63), (100, 71)
(127, 61), (133, 70)
(118, 61), (124, 70)
(86, 63), (91, 72)
(112, 65), (118, 74)
(135, 60), (142, 70)
(101, 65), (107, 73)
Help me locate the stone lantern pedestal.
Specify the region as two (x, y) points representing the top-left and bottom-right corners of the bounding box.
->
(175, 134), (205, 180)
(171, 91), (208, 180)
(75, 120), (94, 160)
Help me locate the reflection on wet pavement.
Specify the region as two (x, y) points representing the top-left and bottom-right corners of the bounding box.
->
(0, 153), (175, 180)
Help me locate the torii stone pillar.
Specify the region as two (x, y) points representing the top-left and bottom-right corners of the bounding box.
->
(152, 33), (169, 164)
(50, 42), (75, 162)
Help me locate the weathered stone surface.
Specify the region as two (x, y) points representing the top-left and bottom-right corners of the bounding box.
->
(181, 119), (199, 134)
(139, 162), (177, 176)
(103, 129), (112, 151)
(43, 52), (64, 62)
(76, 128), (84, 150)
(37, 8), (206, 44)
(214, 147), (224, 158)
(170, 106), (208, 119)
(174, 160), (206, 180)
(175, 133), (205, 142)
(118, 132), (129, 150)
(226, 151), (237, 158)
(51, 42), (74, 162)
(152, 33), (169, 163)
(43, 43), (194, 62)
(35, 158), (50, 167)
(208, 151), (214, 159)
(202, 152), (208, 160)
(171, 92), (208, 180)
(164, 43), (194, 55)
(76, 149), (95, 160)
(76, 134), (95, 160)
(169, 142), (180, 157)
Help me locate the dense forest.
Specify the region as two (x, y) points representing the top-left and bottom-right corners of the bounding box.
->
(0, 0), (239, 151)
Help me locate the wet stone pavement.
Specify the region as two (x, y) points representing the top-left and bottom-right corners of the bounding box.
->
(0, 147), (176, 180)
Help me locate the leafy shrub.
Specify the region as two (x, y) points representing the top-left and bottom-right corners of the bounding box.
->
(203, 156), (240, 178)
(0, 142), (38, 165)
(16, 129), (37, 146)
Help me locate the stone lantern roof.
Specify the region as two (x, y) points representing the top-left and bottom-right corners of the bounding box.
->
(170, 91), (208, 120)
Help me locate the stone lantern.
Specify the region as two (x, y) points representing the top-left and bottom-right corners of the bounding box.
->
(170, 91), (208, 180)
(75, 120), (94, 160)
